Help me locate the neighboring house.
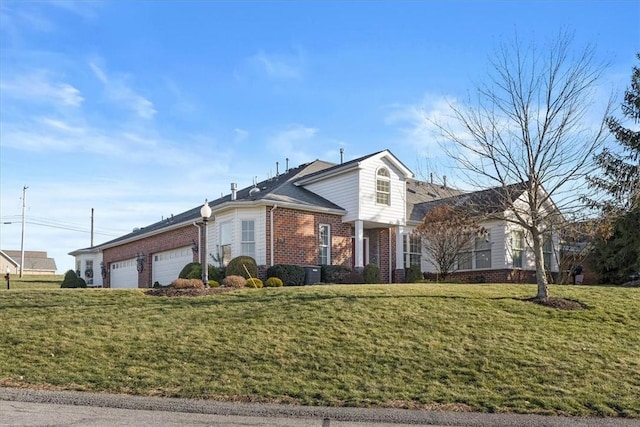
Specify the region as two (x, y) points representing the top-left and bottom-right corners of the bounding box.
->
(1, 250), (20, 275)
(406, 182), (562, 283)
(70, 149), (561, 288)
(1, 250), (57, 275)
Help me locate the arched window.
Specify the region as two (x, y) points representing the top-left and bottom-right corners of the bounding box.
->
(376, 167), (391, 205)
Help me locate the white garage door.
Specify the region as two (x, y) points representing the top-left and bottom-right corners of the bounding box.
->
(110, 259), (138, 288)
(152, 246), (193, 286)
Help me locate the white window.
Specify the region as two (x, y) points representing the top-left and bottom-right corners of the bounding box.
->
(475, 233), (491, 269)
(220, 221), (232, 265)
(241, 220), (256, 258)
(85, 260), (94, 285)
(319, 224), (331, 265)
(512, 230), (524, 268)
(456, 250), (472, 270)
(403, 233), (422, 268)
(376, 167), (390, 205)
(543, 234), (553, 269)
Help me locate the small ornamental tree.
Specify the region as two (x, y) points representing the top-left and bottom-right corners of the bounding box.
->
(415, 204), (482, 279)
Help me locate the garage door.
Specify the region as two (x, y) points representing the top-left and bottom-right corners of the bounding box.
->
(110, 259), (138, 288)
(152, 246), (193, 287)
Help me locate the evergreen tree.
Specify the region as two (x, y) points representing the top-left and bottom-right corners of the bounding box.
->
(589, 54), (640, 213)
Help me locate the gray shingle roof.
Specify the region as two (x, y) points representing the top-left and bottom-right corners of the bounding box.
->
(410, 181), (530, 223)
(92, 160), (344, 249)
(3, 250), (57, 271)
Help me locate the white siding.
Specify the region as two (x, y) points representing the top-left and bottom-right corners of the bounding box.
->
(75, 252), (103, 287)
(304, 170), (360, 221)
(357, 157), (406, 225)
(208, 207), (266, 265)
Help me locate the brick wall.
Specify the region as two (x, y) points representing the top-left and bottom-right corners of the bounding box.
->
(266, 207), (352, 268)
(103, 225), (198, 288)
(428, 269), (559, 284)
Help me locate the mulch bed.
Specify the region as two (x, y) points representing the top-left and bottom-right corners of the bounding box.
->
(526, 296), (588, 310)
(146, 287), (236, 297)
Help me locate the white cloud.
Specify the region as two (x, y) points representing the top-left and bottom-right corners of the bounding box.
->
(384, 94), (469, 157)
(267, 124), (318, 164)
(234, 128), (249, 141)
(244, 49), (305, 81)
(0, 71), (84, 107)
(89, 60), (157, 119)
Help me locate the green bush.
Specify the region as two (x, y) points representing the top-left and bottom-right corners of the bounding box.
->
(222, 275), (246, 288)
(225, 256), (258, 279)
(179, 262), (200, 279)
(208, 280), (220, 288)
(60, 270), (83, 288)
(245, 278), (263, 288)
(321, 265), (352, 284)
(77, 277), (87, 288)
(363, 263), (381, 284)
(405, 265), (423, 283)
(179, 262), (222, 281)
(264, 277), (284, 287)
(266, 264), (305, 286)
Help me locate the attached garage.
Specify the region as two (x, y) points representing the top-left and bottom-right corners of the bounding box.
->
(152, 246), (193, 286)
(110, 259), (138, 288)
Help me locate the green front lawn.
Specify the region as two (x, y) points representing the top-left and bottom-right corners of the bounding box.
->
(0, 284), (638, 417)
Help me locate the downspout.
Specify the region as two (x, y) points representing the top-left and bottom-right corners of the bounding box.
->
(270, 205), (278, 266)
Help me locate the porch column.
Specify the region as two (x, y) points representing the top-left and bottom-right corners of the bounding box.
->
(394, 226), (405, 283)
(354, 220), (364, 269)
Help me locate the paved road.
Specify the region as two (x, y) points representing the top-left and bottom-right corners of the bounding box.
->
(2, 387), (639, 427)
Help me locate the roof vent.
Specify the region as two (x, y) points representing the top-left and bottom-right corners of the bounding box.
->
(249, 176), (260, 196)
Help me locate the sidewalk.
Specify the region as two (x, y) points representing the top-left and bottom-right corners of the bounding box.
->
(1, 387), (639, 427)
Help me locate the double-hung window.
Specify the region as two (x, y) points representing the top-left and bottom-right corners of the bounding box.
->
(219, 222), (232, 265)
(319, 224), (331, 265)
(241, 220), (256, 258)
(512, 230), (524, 268)
(376, 167), (391, 205)
(404, 233), (422, 268)
(475, 233), (492, 269)
(543, 234), (553, 269)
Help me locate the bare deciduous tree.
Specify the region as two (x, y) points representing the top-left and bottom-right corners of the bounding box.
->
(415, 204), (483, 279)
(436, 33), (611, 299)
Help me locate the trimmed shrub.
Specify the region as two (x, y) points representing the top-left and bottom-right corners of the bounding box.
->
(209, 265), (224, 282)
(77, 278), (87, 288)
(60, 269), (83, 288)
(363, 263), (381, 284)
(245, 278), (263, 288)
(225, 256), (258, 279)
(405, 265), (423, 283)
(222, 275), (246, 288)
(171, 278), (205, 289)
(266, 264), (305, 286)
(349, 268), (364, 284)
(321, 265), (352, 284)
(179, 262), (200, 279)
(264, 277), (284, 287)
(208, 280), (220, 288)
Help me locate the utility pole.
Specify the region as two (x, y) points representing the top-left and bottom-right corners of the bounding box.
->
(91, 208), (94, 247)
(20, 185), (28, 278)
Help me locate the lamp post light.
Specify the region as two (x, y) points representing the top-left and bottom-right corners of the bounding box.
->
(200, 199), (212, 288)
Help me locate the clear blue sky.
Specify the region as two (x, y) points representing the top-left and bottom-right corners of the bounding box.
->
(1, 0), (638, 272)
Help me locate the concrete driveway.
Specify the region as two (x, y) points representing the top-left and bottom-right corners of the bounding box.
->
(1, 387), (638, 427)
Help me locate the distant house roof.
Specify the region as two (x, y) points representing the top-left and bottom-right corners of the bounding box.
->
(410, 181), (531, 223)
(406, 179), (465, 223)
(2, 250), (57, 272)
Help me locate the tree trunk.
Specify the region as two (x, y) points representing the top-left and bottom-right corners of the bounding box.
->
(532, 232), (549, 299)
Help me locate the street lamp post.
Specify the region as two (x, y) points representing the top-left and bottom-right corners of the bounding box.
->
(200, 199), (212, 288)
